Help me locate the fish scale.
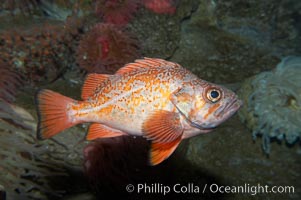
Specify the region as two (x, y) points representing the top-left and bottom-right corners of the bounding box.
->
(82, 66), (185, 124)
(93, 68), (180, 132)
(36, 57), (242, 165)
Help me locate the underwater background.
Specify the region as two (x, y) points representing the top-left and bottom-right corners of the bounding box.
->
(0, 0), (300, 199)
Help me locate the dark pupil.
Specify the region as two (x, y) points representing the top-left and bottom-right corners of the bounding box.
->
(210, 90), (219, 98)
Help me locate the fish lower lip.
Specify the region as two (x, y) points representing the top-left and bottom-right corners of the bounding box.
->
(190, 120), (215, 131)
(227, 99), (237, 110)
(230, 99), (242, 111)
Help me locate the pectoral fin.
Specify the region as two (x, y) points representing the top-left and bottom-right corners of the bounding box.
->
(150, 138), (181, 165)
(86, 123), (126, 140)
(142, 110), (184, 165)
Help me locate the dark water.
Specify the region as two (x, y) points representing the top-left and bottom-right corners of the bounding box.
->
(0, 0), (300, 200)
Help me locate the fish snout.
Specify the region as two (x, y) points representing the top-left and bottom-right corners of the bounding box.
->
(215, 95), (242, 118)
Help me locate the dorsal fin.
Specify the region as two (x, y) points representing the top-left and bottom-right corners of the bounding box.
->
(81, 73), (110, 100)
(115, 57), (182, 75)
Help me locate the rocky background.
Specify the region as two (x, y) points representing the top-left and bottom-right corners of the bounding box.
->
(0, 0), (300, 199)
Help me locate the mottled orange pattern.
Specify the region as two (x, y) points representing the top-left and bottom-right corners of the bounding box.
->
(36, 58), (242, 165)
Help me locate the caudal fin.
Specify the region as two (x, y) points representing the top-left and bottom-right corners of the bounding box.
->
(36, 89), (78, 140)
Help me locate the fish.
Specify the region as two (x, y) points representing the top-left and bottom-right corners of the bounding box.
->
(36, 57), (242, 165)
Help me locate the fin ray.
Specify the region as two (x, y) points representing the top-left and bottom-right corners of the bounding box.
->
(81, 73), (111, 100)
(150, 137), (181, 165)
(86, 123), (126, 140)
(142, 110), (183, 143)
(116, 57), (182, 75)
(36, 89), (78, 140)
(142, 110), (183, 165)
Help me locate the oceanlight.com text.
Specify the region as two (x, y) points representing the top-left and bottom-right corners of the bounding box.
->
(208, 183), (295, 195)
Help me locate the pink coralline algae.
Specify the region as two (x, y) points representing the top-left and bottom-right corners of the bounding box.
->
(143, 0), (176, 14)
(94, 0), (140, 25)
(76, 23), (140, 73)
(0, 22), (76, 84)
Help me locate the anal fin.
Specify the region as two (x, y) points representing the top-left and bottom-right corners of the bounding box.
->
(86, 123), (126, 140)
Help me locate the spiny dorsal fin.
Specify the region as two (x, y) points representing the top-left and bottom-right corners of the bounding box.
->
(115, 57), (182, 75)
(81, 73), (111, 100)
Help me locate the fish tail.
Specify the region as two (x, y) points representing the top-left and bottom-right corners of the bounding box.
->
(36, 89), (78, 140)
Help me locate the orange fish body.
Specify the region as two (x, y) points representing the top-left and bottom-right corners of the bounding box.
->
(36, 58), (242, 165)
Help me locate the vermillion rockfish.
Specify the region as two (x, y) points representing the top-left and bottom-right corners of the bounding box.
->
(36, 58), (242, 165)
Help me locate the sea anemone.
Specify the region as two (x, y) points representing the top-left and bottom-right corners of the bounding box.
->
(76, 23), (140, 73)
(143, 0), (177, 14)
(238, 56), (301, 153)
(83, 136), (149, 195)
(94, 0), (140, 25)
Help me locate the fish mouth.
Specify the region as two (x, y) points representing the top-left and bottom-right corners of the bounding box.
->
(181, 97), (242, 132)
(227, 98), (242, 112)
(216, 97), (242, 118)
(186, 98), (242, 131)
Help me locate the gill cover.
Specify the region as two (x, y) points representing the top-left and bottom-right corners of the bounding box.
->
(170, 87), (196, 121)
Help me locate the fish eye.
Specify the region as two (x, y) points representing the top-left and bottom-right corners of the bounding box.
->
(206, 88), (222, 103)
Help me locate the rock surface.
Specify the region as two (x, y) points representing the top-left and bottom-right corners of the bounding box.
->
(0, 0), (300, 199)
